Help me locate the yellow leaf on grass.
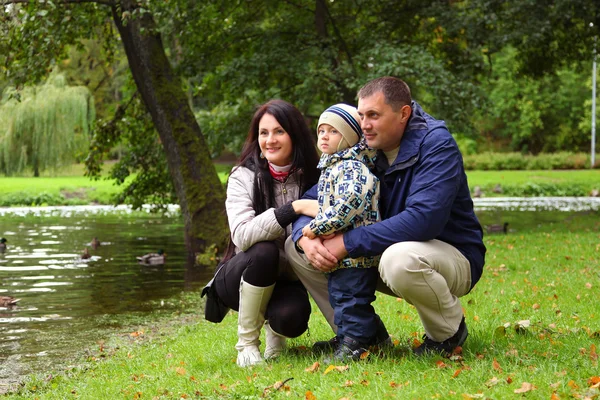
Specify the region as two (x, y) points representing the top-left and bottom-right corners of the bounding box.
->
(514, 382), (535, 393)
(324, 365), (349, 374)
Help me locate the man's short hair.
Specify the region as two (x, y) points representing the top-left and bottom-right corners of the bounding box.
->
(357, 76), (412, 111)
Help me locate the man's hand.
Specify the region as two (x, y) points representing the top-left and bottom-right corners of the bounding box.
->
(298, 236), (338, 272)
(323, 233), (348, 260)
(302, 225), (317, 239)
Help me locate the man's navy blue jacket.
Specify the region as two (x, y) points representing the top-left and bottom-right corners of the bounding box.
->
(292, 101), (486, 289)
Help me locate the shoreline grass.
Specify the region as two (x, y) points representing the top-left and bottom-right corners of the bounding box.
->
(3, 212), (599, 399)
(1, 166), (599, 208)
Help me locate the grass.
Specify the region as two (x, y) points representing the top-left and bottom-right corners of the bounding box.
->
(466, 169), (600, 186)
(1, 166), (598, 207)
(4, 212), (599, 399)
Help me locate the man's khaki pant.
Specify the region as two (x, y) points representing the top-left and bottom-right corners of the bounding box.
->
(284, 238), (472, 342)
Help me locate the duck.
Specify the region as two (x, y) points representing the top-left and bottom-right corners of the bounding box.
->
(137, 249), (166, 265)
(90, 237), (101, 249)
(486, 222), (509, 234)
(0, 237), (7, 253)
(0, 296), (20, 307)
(81, 248), (91, 259)
(472, 186), (483, 198)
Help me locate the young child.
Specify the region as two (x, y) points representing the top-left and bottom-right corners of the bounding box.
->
(302, 103), (390, 362)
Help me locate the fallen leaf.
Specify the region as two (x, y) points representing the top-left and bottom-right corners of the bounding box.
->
(532, 303), (540, 310)
(493, 358), (502, 372)
(324, 365), (349, 374)
(590, 344), (598, 362)
(485, 377), (500, 388)
(342, 380), (354, 387)
(462, 393), (484, 399)
(588, 376), (600, 386)
(550, 393), (560, 400)
(585, 282), (592, 289)
(514, 382), (535, 393)
(389, 381), (402, 388)
(436, 360), (448, 368)
(305, 390), (316, 400)
(360, 380), (369, 386)
(452, 368), (462, 378)
(175, 367), (186, 376)
(305, 362), (320, 373)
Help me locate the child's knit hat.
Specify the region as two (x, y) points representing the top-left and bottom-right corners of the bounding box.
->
(317, 103), (363, 152)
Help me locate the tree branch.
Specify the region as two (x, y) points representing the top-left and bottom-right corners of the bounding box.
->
(1, 0), (115, 6)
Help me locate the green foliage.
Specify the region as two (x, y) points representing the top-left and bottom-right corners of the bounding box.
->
(474, 47), (592, 153)
(86, 92), (177, 211)
(464, 152), (594, 170)
(150, 0), (488, 157)
(0, 72), (95, 176)
(0, 1), (110, 87)
(497, 182), (590, 197)
(465, 0), (599, 76)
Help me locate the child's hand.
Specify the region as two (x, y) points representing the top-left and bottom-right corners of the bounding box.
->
(302, 225), (316, 239)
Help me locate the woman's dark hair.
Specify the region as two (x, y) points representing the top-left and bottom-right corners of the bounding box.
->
(221, 99), (320, 262)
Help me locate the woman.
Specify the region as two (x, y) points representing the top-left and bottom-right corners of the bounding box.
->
(202, 99), (320, 367)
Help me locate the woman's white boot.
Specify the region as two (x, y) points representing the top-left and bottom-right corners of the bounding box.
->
(264, 321), (286, 360)
(235, 278), (274, 367)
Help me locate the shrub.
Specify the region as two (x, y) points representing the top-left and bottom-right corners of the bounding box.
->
(463, 152), (596, 170)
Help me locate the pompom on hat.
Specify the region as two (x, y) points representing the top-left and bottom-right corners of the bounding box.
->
(317, 103), (363, 152)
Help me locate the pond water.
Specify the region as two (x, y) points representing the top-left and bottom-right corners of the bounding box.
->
(0, 206), (214, 390)
(0, 199), (599, 392)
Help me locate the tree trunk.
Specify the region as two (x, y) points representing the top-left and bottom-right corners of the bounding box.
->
(112, 1), (228, 265)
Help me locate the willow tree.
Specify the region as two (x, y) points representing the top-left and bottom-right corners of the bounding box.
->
(0, 72), (95, 176)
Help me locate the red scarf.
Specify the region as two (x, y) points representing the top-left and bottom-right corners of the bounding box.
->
(268, 163), (292, 182)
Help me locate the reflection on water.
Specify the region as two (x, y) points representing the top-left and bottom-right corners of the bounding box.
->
(0, 206), (214, 387)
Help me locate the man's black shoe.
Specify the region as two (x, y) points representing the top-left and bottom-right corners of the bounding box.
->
(312, 335), (340, 354)
(413, 317), (468, 356)
(312, 329), (392, 354)
(324, 336), (369, 363)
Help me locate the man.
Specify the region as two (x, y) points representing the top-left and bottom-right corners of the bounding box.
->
(285, 76), (486, 356)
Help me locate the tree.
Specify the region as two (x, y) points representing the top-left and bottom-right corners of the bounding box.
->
(1, 0), (228, 264)
(158, 0), (487, 156)
(0, 72), (94, 176)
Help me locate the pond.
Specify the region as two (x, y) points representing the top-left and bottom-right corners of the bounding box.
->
(0, 199), (599, 392)
(0, 206), (215, 391)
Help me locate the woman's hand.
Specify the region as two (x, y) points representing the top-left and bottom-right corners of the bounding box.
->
(298, 236), (338, 272)
(292, 199), (319, 217)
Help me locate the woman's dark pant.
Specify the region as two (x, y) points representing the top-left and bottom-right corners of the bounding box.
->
(213, 241), (311, 338)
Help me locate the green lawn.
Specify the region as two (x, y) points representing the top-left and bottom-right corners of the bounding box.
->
(0, 166), (598, 207)
(4, 212), (599, 399)
(466, 169), (600, 186)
